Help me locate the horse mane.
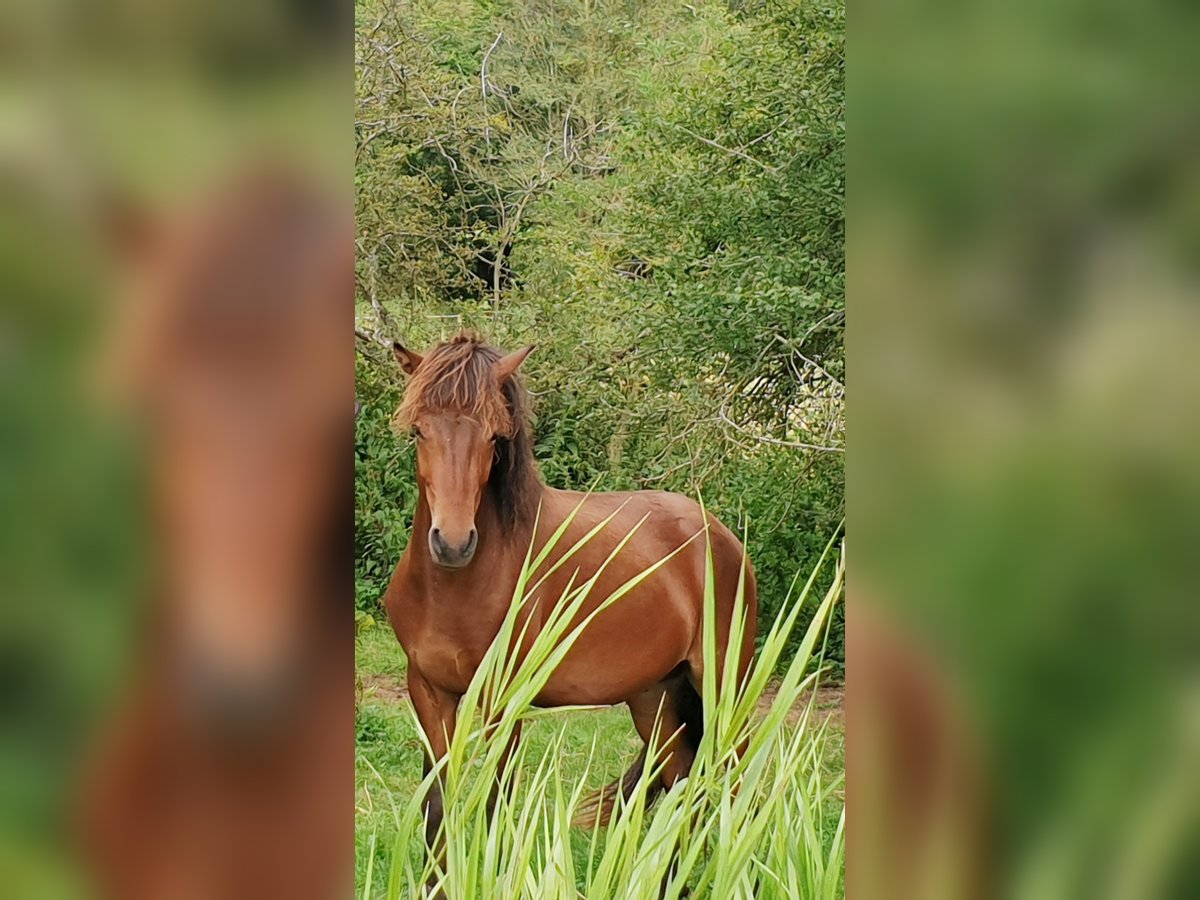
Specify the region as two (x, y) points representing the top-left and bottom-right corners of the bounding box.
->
(396, 333), (539, 529)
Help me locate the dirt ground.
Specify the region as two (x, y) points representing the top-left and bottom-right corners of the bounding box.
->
(359, 673), (843, 729)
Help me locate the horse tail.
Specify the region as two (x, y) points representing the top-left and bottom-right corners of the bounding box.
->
(572, 677), (705, 828)
(571, 747), (659, 828)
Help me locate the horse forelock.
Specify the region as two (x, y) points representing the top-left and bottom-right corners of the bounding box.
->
(395, 335), (511, 433)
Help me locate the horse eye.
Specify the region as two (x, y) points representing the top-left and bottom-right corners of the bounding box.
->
(411, 426), (423, 440)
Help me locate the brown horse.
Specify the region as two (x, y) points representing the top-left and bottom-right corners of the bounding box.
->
(383, 333), (757, 851)
(78, 167), (352, 900)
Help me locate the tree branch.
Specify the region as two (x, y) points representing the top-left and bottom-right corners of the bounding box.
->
(674, 124), (780, 174)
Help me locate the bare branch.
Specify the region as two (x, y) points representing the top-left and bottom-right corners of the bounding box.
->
(674, 124), (780, 174)
(481, 31), (504, 99)
(718, 405), (844, 453)
(773, 333), (845, 391)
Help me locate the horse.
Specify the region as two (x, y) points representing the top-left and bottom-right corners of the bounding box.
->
(382, 333), (757, 870)
(77, 166), (352, 900)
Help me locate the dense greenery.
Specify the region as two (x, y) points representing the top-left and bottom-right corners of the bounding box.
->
(354, 0), (844, 664)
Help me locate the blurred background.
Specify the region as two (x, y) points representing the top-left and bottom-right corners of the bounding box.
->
(0, 1), (348, 897)
(853, 0), (1200, 897)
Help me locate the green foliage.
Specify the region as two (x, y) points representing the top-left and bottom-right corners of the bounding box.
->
(355, 0), (845, 665)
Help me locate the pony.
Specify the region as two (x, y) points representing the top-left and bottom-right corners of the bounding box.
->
(382, 333), (757, 868)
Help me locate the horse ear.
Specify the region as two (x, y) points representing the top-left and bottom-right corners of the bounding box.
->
(393, 342), (424, 375)
(494, 345), (535, 381)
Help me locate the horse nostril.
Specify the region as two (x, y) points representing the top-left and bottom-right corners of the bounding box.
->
(462, 528), (478, 556)
(429, 527), (446, 557)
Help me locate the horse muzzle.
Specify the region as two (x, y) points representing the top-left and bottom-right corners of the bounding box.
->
(177, 649), (305, 743)
(428, 525), (478, 568)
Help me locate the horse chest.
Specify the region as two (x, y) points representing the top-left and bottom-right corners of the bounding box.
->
(399, 596), (509, 695)
(410, 632), (486, 694)
(387, 547), (536, 695)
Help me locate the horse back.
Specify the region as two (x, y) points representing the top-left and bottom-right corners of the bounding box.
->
(527, 488), (756, 704)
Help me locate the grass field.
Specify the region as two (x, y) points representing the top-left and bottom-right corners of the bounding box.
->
(356, 627), (650, 893)
(355, 614), (846, 899)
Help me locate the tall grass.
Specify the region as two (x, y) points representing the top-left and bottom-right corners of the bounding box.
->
(362, 506), (845, 900)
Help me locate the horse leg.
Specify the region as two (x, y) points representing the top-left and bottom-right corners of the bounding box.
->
(627, 683), (694, 790)
(485, 720), (522, 822)
(687, 605), (754, 762)
(628, 680), (699, 898)
(408, 667), (459, 897)
(678, 635), (755, 896)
